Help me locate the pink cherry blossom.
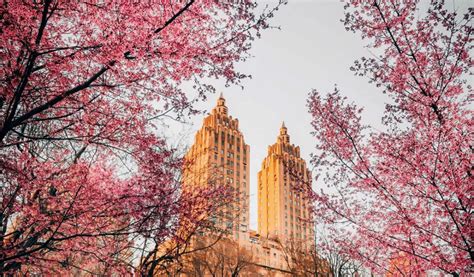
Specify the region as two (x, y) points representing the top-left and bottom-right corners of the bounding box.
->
(308, 1), (472, 276)
(0, 0), (284, 274)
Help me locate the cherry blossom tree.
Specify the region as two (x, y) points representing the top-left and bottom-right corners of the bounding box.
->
(0, 0), (284, 274)
(181, 237), (255, 277)
(278, 238), (332, 276)
(308, 0), (472, 276)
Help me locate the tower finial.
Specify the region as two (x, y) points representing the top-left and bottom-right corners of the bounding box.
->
(217, 92), (226, 106)
(215, 92), (227, 115)
(279, 121), (290, 143)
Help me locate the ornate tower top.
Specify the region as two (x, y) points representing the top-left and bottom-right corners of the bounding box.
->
(214, 92), (228, 115)
(278, 121), (290, 144)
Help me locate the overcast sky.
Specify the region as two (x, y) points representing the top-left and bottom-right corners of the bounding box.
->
(165, 0), (470, 231)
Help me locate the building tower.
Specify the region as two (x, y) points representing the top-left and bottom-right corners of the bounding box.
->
(258, 122), (314, 246)
(183, 94), (250, 243)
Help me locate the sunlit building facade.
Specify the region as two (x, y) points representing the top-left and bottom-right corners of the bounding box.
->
(182, 94), (250, 243)
(258, 123), (315, 248)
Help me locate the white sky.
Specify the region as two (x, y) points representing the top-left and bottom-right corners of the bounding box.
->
(165, 0), (470, 231)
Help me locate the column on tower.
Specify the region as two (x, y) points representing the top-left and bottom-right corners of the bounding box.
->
(258, 122), (314, 248)
(182, 94), (250, 243)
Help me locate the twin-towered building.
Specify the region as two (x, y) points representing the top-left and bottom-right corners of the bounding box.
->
(182, 94), (315, 274)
